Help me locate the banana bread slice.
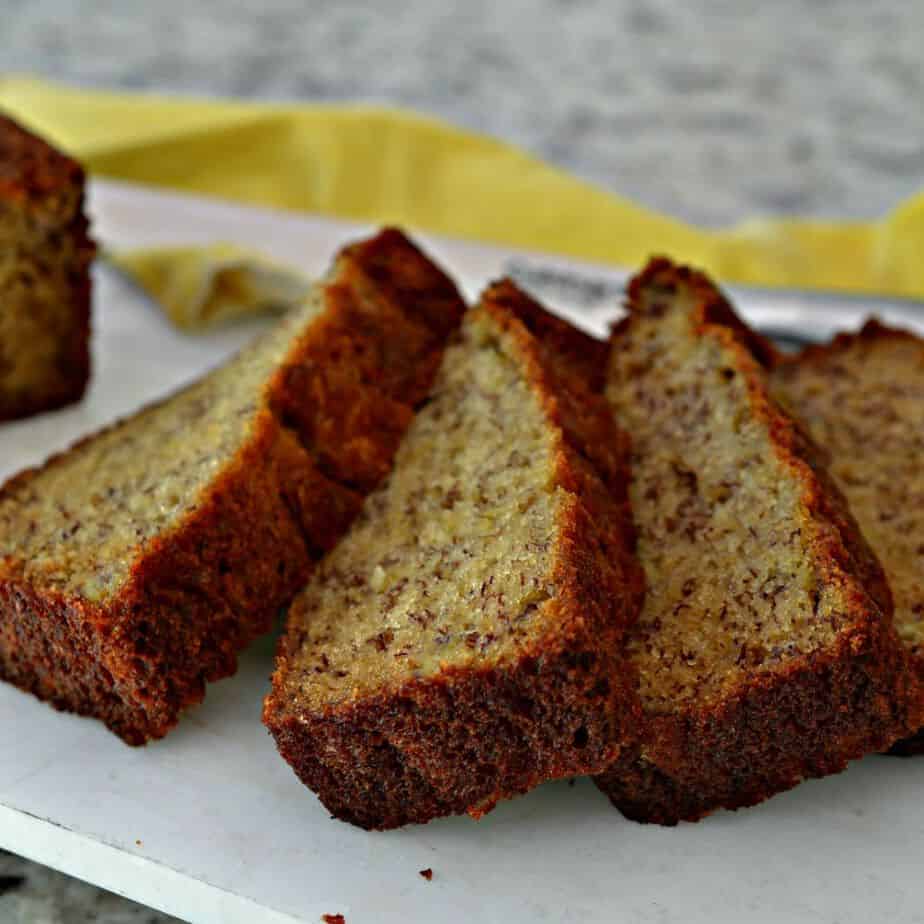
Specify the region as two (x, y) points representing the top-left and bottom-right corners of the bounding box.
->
(594, 259), (917, 824)
(0, 228), (464, 744)
(0, 113), (95, 421)
(264, 280), (644, 829)
(772, 320), (924, 755)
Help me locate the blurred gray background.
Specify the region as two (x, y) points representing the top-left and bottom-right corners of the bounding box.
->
(2, 1), (922, 921)
(5, 0), (924, 226)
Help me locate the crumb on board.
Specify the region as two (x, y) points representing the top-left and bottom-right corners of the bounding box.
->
(419, 868), (433, 881)
(135, 839), (142, 847)
(0, 875), (26, 897)
(321, 915), (345, 924)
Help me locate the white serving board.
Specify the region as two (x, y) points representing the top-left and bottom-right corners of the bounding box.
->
(2, 180), (924, 924)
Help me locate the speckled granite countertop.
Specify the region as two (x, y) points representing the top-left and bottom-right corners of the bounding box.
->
(2, 1), (923, 921)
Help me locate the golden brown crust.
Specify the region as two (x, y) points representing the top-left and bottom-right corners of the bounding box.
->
(0, 114), (95, 421)
(595, 258), (916, 824)
(597, 626), (911, 823)
(482, 279), (610, 390)
(264, 280), (644, 829)
(0, 229), (465, 743)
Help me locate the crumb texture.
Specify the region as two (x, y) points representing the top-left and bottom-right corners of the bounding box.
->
(609, 275), (835, 713)
(278, 310), (561, 707)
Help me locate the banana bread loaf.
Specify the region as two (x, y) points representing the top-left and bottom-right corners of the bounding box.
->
(0, 228), (464, 744)
(772, 320), (924, 755)
(594, 259), (917, 824)
(264, 280), (644, 829)
(0, 113), (95, 421)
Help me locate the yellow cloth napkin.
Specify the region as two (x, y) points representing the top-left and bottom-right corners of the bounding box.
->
(3, 75), (924, 304)
(108, 244), (310, 331)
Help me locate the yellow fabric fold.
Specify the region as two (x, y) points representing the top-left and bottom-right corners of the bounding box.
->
(3, 75), (924, 301)
(108, 244), (310, 331)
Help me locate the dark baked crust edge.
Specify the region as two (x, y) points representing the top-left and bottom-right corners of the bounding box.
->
(595, 258), (916, 823)
(264, 279), (644, 830)
(787, 316), (923, 363)
(596, 618), (910, 823)
(0, 170), (94, 422)
(0, 228), (464, 744)
(0, 113), (87, 224)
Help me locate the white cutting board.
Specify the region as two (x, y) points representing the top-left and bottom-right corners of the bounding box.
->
(1, 180), (923, 924)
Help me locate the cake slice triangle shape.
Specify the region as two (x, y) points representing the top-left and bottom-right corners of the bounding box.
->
(265, 280), (645, 829)
(594, 258), (920, 823)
